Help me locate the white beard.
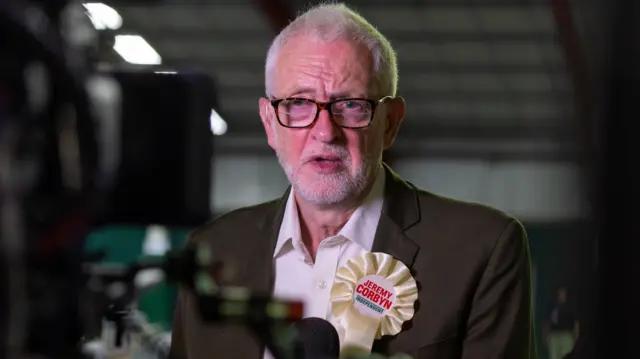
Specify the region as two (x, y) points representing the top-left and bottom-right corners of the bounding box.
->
(275, 148), (372, 206)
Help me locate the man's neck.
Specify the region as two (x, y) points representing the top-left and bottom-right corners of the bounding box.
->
(296, 198), (357, 258)
(295, 176), (380, 260)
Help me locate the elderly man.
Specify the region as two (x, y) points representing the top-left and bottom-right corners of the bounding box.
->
(170, 3), (535, 359)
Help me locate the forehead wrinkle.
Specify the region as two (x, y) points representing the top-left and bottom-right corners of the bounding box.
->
(276, 63), (361, 99)
(273, 38), (374, 99)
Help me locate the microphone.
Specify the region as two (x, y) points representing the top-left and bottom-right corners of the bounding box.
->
(292, 318), (340, 359)
(288, 318), (414, 359)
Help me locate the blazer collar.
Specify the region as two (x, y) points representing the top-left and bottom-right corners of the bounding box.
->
(371, 164), (420, 268)
(262, 163), (421, 270)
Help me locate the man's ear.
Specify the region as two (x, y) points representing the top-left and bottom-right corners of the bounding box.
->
(259, 97), (277, 150)
(383, 96), (405, 149)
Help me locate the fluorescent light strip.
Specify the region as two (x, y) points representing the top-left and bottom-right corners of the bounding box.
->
(113, 35), (162, 65)
(83, 2), (122, 30)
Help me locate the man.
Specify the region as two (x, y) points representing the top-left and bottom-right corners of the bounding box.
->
(544, 286), (579, 359)
(170, 3), (535, 359)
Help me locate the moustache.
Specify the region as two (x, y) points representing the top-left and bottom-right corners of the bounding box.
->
(300, 147), (350, 163)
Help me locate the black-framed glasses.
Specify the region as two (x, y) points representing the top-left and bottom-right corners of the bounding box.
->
(269, 96), (392, 129)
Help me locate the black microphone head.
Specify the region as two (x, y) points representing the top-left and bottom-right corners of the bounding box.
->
(292, 317), (340, 359)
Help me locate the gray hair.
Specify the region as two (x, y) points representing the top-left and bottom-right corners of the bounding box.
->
(264, 2), (398, 98)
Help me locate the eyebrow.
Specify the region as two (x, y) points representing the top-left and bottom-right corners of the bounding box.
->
(287, 87), (365, 100)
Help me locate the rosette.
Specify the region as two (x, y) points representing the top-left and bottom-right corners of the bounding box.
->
(330, 252), (418, 355)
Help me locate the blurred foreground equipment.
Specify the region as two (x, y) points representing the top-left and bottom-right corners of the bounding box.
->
(598, 0), (640, 358)
(0, 1), (215, 358)
(0, 1), (105, 358)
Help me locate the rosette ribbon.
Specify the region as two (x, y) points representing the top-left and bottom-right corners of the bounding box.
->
(330, 252), (418, 355)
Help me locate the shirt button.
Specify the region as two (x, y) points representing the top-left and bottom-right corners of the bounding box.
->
(317, 280), (327, 289)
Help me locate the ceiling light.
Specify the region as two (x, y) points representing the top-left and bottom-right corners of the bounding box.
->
(83, 2), (122, 30)
(113, 35), (161, 65)
(210, 109), (228, 136)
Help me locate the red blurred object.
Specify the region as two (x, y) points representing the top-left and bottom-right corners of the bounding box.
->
(288, 301), (304, 321)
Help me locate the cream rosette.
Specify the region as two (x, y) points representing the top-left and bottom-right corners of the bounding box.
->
(330, 252), (418, 354)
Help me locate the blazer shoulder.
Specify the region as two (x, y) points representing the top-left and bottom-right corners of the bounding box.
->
(187, 199), (281, 246)
(417, 185), (517, 220)
(411, 185), (526, 249)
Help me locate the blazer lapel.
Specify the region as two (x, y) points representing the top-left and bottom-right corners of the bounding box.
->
(239, 187), (290, 294)
(371, 165), (421, 268)
(369, 165), (422, 355)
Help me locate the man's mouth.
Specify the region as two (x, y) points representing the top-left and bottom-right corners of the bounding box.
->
(312, 155), (341, 162)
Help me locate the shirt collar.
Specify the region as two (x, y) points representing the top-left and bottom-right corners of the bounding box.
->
(273, 165), (386, 258)
(273, 188), (302, 258)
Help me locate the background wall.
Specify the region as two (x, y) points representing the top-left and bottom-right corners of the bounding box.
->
(212, 155), (588, 221)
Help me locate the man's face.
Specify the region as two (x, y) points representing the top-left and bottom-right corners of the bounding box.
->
(259, 36), (404, 205)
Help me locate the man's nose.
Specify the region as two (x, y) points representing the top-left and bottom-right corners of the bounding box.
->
(310, 109), (342, 143)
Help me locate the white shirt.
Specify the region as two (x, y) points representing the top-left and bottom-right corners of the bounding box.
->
(264, 168), (386, 359)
